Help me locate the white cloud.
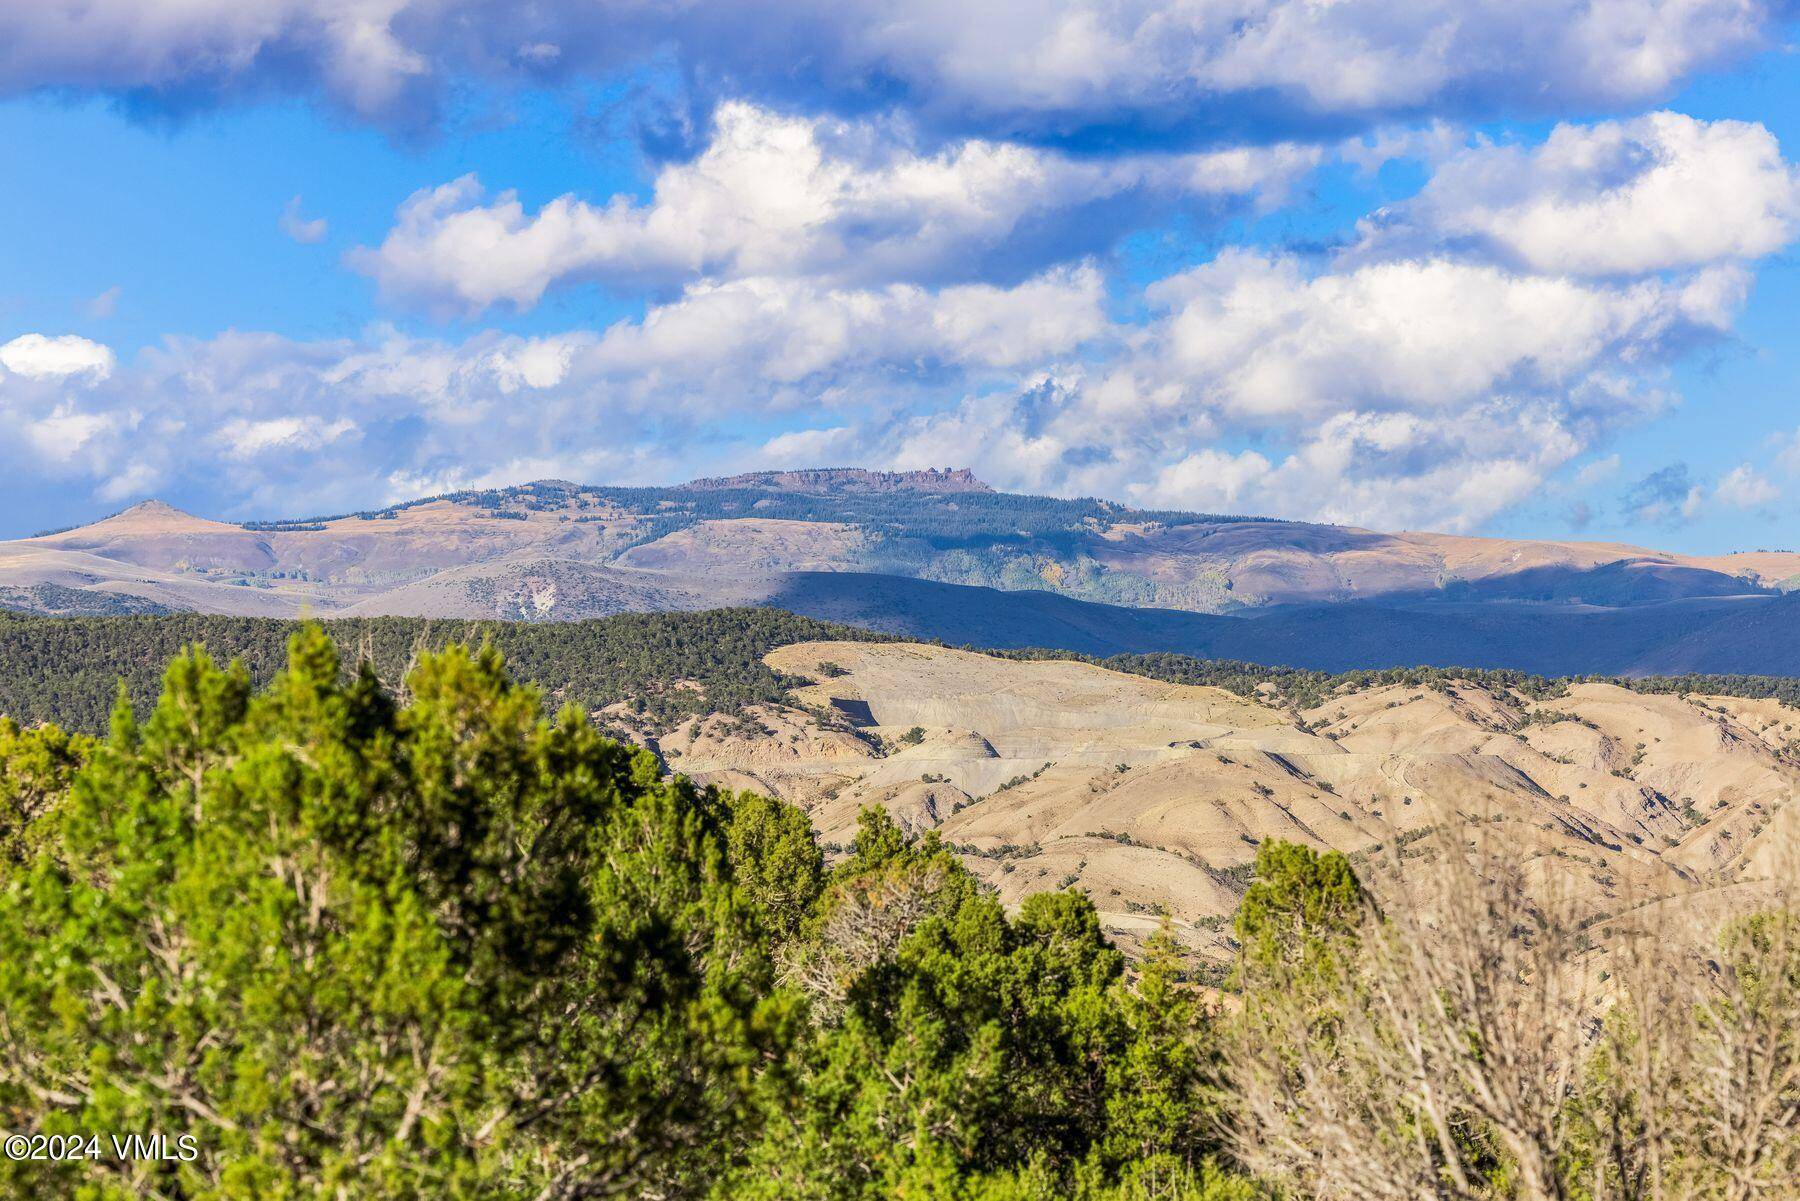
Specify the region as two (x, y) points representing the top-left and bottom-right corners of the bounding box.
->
(96, 460), (165, 503)
(525, 266), (1109, 400)
(1362, 112), (1800, 275)
(0, 1), (1783, 138)
(5, 235), (1727, 532)
(1574, 454), (1622, 488)
(1116, 408), (1581, 531)
(3, 93), (1794, 536)
(0, 0), (433, 124)
(353, 102), (1316, 312)
(746, 240), (1749, 532)
(0, 266), (1105, 515)
(1141, 251), (1728, 424)
(1144, 448), (1273, 511)
(280, 195), (328, 244)
(217, 415), (356, 458)
(27, 407), (117, 463)
(0, 333), (115, 379)
(1714, 463), (1780, 509)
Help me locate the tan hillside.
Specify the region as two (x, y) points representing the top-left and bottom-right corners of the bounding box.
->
(657, 641), (1799, 963)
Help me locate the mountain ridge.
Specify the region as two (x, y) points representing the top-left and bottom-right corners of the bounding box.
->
(4, 468), (1799, 675)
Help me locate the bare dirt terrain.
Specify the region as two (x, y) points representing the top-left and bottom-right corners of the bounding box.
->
(657, 641), (1799, 964)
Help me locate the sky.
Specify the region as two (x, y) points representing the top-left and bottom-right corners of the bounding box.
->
(2, 2), (1800, 551)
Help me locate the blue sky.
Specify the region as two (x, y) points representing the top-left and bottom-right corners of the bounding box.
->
(2, 2), (1799, 552)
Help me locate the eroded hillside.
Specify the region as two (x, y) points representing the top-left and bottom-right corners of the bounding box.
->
(657, 641), (1800, 965)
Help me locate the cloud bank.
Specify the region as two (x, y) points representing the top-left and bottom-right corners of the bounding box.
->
(2, 0), (1788, 137)
(352, 102), (1318, 313)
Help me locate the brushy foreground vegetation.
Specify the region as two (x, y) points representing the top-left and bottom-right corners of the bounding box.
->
(1, 630), (1795, 1199)
(0, 630), (1237, 1199)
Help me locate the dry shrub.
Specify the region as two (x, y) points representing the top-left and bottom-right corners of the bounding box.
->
(1223, 826), (1798, 1201)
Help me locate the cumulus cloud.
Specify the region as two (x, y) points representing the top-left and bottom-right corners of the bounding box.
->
(2, 221), (1764, 534)
(353, 102), (1317, 312)
(1714, 463), (1780, 509)
(1135, 408), (1583, 531)
(1574, 454), (1622, 488)
(1361, 112), (1800, 275)
(0, 333), (116, 379)
(1140, 251), (1734, 425)
(753, 375), (1603, 532)
(27, 408), (120, 463)
(0, 1), (1784, 138)
(218, 415), (355, 458)
(1120, 246), (1738, 528)
(6, 92), (1798, 537)
(732, 245), (1745, 532)
(0, 265), (1106, 516)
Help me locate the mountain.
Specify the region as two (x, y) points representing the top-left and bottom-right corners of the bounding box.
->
(3, 469), (1798, 675)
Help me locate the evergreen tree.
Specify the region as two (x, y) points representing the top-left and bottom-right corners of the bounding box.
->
(0, 628), (784, 1199)
(727, 811), (1228, 1198)
(0, 629), (1245, 1200)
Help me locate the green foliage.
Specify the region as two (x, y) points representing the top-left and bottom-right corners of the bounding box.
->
(0, 628), (786, 1198)
(1233, 839), (1367, 977)
(0, 608), (890, 734)
(7, 608), (1800, 745)
(726, 813), (1228, 1198)
(720, 789), (828, 945)
(0, 716), (88, 863)
(0, 631), (1244, 1200)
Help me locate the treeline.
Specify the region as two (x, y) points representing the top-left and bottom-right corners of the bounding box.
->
(0, 608), (890, 733)
(7, 608), (1800, 737)
(994, 647), (1800, 712)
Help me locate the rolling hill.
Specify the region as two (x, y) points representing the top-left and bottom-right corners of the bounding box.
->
(662, 639), (1800, 962)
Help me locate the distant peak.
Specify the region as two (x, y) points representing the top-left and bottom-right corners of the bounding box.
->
(40, 498), (227, 537)
(677, 467), (993, 495)
(120, 499), (187, 516)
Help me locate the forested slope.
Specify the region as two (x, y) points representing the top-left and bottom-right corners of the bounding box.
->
(6, 607), (1800, 736)
(0, 608), (887, 732)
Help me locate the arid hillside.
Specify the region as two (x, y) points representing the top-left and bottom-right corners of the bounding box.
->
(656, 641), (1800, 965)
